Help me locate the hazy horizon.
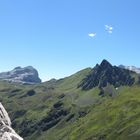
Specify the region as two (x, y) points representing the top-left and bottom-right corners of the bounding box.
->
(0, 59), (139, 82)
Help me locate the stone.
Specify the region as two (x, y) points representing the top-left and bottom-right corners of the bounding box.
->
(0, 103), (23, 140)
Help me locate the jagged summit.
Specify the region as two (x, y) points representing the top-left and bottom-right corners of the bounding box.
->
(100, 59), (112, 68)
(0, 66), (41, 84)
(78, 59), (135, 90)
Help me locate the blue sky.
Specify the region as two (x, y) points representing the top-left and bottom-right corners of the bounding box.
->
(0, 0), (140, 81)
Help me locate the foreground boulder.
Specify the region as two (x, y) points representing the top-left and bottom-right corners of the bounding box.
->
(0, 103), (23, 140)
(0, 66), (41, 84)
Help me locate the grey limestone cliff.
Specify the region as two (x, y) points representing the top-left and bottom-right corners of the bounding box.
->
(0, 66), (41, 84)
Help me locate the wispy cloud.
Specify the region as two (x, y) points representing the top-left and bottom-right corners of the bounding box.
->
(105, 25), (113, 33)
(88, 33), (96, 38)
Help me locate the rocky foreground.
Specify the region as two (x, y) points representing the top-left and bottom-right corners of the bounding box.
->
(0, 102), (23, 140)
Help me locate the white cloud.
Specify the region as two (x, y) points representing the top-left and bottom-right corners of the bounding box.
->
(108, 30), (113, 33)
(88, 33), (96, 37)
(105, 25), (113, 33)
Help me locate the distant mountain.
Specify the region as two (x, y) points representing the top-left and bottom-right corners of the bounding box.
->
(0, 66), (41, 84)
(119, 65), (140, 74)
(78, 59), (136, 90)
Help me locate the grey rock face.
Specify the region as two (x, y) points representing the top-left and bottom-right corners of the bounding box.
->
(0, 103), (23, 140)
(0, 66), (41, 84)
(119, 65), (140, 74)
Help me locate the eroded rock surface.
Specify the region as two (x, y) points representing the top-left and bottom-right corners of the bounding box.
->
(0, 103), (23, 140)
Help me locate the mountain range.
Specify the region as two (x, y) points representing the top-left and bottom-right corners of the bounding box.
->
(0, 59), (140, 140)
(0, 61), (139, 85)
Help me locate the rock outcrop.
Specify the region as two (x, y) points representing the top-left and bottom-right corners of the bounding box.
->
(78, 59), (135, 90)
(0, 66), (41, 84)
(0, 102), (23, 140)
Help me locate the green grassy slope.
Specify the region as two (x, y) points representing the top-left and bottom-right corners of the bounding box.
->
(32, 85), (140, 140)
(68, 86), (140, 140)
(0, 67), (140, 140)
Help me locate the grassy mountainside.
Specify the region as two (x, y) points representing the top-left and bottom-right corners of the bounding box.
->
(0, 63), (140, 140)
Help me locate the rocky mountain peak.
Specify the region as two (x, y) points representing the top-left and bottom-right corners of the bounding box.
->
(0, 66), (41, 84)
(78, 60), (135, 90)
(100, 59), (112, 69)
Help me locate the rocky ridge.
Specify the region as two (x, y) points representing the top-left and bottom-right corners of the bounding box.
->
(79, 59), (135, 90)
